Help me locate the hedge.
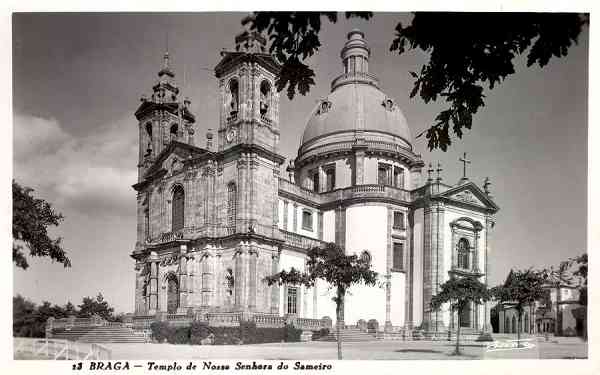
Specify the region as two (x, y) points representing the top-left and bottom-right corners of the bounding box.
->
(150, 320), (303, 345)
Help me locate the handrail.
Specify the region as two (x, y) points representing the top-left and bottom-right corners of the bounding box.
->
(14, 337), (111, 360)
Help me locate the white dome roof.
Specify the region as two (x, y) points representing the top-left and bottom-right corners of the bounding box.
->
(301, 83), (412, 146)
(300, 29), (412, 148)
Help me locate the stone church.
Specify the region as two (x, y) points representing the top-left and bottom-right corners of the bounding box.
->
(131, 29), (499, 333)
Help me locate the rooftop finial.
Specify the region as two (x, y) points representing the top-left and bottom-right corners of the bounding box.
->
(483, 177), (492, 198)
(436, 162), (443, 183)
(459, 152), (471, 184)
(427, 163), (434, 183)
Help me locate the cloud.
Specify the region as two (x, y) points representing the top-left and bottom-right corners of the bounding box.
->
(13, 113), (138, 218)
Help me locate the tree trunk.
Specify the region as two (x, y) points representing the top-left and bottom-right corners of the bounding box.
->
(455, 307), (461, 355)
(335, 287), (344, 360)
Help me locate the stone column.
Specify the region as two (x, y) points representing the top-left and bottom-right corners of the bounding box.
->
(149, 252), (159, 315)
(283, 200), (289, 230)
(405, 211), (415, 329)
(270, 251), (280, 314)
(188, 252), (195, 308)
(352, 143), (367, 185)
(234, 246), (245, 310)
(334, 206), (346, 250)
(483, 217), (494, 332)
(317, 211), (324, 240)
(472, 230), (480, 273)
(384, 207), (392, 332)
(422, 204), (446, 331)
(178, 245), (188, 313)
(293, 203), (298, 232)
(451, 226), (457, 269)
(247, 248), (258, 311)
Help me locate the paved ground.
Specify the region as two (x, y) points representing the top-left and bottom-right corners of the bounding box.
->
(104, 336), (588, 361)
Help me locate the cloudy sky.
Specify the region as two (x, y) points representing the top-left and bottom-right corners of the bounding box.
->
(12, 13), (588, 313)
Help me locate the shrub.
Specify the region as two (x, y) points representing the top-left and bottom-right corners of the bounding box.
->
(150, 321), (171, 343)
(190, 321), (210, 345)
(240, 321), (257, 344)
(284, 324), (302, 342)
(311, 327), (330, 341)
(169, 327), (190, 344)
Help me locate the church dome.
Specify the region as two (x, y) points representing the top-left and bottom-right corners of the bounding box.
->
(300, 30), (412, 148)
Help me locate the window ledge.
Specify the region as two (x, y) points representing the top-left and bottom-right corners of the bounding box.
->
(391, 268), (405, 273)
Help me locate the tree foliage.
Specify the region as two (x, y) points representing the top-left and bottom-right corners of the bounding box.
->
(78, 293), (115, 321)
(430, 276), (491, 354)
(13, 293), (119, 337)
(264, 242), (378, 359)
(243, 12), (587, 151)
(12, 180), (71, 269)
(13, 295), (78, 337)
(492, 269), (547, 344)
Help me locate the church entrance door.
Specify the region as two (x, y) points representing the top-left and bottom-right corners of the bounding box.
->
(167, 275), (179, 314)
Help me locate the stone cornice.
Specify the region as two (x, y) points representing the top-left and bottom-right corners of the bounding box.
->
(135, 101), (195, 123)
(214, 52), (281, 78)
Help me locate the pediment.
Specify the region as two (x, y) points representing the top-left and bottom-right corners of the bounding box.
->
(438, 182), (499, 212)
(144, 141), (208, 179)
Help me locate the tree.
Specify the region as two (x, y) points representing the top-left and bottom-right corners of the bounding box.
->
(78, 293), (115, 321)
(13, 295), (40, 337)
(12, 180), (71, 269)
(492, 269), (547, 347)
(264, 242), (378, 359)
(430, 276), (491, 355)
(243, 12), (587, 151)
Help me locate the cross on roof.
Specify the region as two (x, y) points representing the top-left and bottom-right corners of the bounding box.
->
(459, 152), (471, 179)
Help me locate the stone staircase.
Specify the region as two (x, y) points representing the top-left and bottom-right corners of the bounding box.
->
(319, 327), (377, 342)
(51, 326), (147, 343)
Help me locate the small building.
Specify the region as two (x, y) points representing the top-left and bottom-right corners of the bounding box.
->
(496, 270), (584, 336)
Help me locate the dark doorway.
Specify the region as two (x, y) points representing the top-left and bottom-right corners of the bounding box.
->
(166, 274), (179, 314)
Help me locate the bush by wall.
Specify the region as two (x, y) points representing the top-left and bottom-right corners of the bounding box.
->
(283, 324), (302, 342)
(312, 327), (330, 340)
(150, 320), (303, 345)
(150, 321), (172, 343)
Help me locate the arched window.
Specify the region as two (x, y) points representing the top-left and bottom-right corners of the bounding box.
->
(524, 312), (529, 333)
(170, 123), (178, 141)
(227, 182), (237, 230)
(228, 79), (239, 116)
(505, 316), (510, 333)
(166, 274), (179, 314)
(145, 122), (153, 140)
(260, 80), (271, 116)
(457, 238), (470, 269)
(512, 316), (517, 334)
(172, 185), (184, 232)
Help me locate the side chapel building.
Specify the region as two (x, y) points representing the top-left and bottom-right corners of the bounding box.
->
(131, 29), (500, 333)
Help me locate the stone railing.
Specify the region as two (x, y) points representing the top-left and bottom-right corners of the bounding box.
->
(254, 314), (287, 328)
(205, 312), (243, 327)
(295, 317), (330, 331)
(279, 177), (322, 204)
(46, 315), (106, 332)
(319, 184), (411, 204)
(280, 230), (326, 251)
(132, 315), (154, 330)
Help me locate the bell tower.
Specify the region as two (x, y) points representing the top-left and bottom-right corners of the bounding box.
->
(214, 31), (281, 153)
(134, 51), (196, 182)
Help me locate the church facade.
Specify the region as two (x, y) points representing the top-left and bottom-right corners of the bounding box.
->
(131, 29), (499, 333)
